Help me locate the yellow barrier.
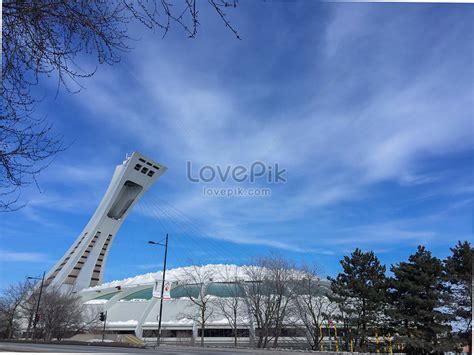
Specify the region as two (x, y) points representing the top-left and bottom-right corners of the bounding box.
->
(319, 324), (323, 351)
(376, 331), (379, 353)
(123, 335), (145, 347)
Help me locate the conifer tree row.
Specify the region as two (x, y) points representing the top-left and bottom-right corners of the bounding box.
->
(329, 241), (473, 353)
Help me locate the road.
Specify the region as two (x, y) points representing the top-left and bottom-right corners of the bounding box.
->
(0, 342), (325, 354)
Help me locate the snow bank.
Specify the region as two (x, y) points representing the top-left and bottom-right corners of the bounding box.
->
(89, 339), (114, 343)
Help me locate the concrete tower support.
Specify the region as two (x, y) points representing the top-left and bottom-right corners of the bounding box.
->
(44, 152), (167, 292)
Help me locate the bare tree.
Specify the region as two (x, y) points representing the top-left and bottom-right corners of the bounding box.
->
(292, 266), (335, 350)
(0, 279), (33, 339)
(242, 264), (272, 348)
(212, 265), (247, 347)
(1, 0), (239, 210)
(35, 286), (97, 341)
(177, 265), (215, 347)
(267, 256), (299, 348)
(242, 255), (299, 348)
(19, 285), (40, 340)
(0, 116), (63, 211)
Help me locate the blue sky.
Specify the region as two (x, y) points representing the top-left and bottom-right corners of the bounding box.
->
(1, 2), (473, 288)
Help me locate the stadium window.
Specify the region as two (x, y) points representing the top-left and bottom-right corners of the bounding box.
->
(143, 329), (192, 338)
(198, 328), (237, 337)
(280, 328), (306, 337)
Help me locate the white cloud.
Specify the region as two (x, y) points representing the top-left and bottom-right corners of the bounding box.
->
(25, 5), (473, 254)
(42, 163), (111, 185)
(331, 224), (437, 247)
(0, 250), (49, 263)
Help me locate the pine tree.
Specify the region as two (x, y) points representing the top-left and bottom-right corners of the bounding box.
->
(389, 245), (453, 354)
(444, 241), (473, 351)
(328, 248), (387, 351)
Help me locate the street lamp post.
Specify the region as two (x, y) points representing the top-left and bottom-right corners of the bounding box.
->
(27, 271), (46, 340)
(148, 234), (168, 347)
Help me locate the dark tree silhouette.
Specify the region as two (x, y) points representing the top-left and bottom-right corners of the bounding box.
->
(389, 246), (454, 354)
(444, 241), (473, 351)
(328, 248), (387, 352)
(1, 0), (239, 211)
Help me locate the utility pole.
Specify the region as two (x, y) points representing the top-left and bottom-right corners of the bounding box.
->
(149, 234), (169, 347)
(27, 271), (45, 340)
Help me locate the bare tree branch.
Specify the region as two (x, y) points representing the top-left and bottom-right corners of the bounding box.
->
(176, 265), (216, 347)
(1, 0), (240, 211)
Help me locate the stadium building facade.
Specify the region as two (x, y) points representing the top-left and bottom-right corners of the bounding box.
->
(79, 265), (332, 347)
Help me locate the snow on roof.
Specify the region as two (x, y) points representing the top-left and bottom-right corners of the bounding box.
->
(145, 318), (195, 326)
(107, 320), (139, 326)
(83, 264), (250, 291)
(84, 299), (108, 305)
(81, 263), (322, 293)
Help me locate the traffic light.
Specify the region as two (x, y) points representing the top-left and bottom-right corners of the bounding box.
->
(99, 312), (106, 322)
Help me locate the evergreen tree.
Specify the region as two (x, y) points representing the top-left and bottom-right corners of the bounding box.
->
(444, 241), (473, 351)
(328, 248), (387, 351)
(389, 245), (453, 354)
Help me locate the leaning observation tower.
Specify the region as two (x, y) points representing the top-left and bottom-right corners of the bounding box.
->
(44, 152), (167, 292)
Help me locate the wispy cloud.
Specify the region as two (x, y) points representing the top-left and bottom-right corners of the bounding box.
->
(331, 224), (437, 247)
(136, 263), (163, 270)
(41, 163), (111, 186)
(0, 250), (50, 263)
(70, 6), (473, 254)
